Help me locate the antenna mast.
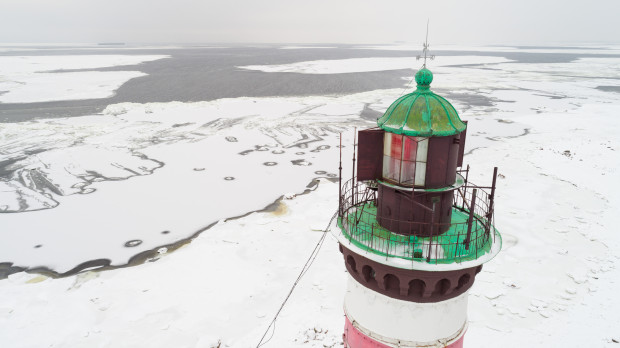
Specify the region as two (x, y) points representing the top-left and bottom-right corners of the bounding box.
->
(416, 20), (435, 68)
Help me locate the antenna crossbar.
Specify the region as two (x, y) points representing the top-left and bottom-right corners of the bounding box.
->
(416, 20), (435, 68)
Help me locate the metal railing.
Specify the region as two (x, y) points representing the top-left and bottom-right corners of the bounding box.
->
(337, 168), (498, 264)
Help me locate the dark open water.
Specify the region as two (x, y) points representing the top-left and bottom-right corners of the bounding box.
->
(2, 44), (619, 122)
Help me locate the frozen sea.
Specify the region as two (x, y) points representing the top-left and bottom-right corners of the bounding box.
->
(1, 43), (620, 347)
(4, 44), (618, 122)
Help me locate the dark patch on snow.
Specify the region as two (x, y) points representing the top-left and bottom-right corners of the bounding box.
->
(0, 263), (27, 280)
(172, 122), (194, 128)
(532, 93), (567, 100)
(310, 145), (330, 153)
(291, 159), (312, 166)
(596, 86), (620, 94)
(359, 103), (383, 121)
(441, 91), (495, 107)
(124, 240), (143, 247)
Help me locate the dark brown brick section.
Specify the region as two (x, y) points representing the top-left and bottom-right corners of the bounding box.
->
(340, 244), (482, 303)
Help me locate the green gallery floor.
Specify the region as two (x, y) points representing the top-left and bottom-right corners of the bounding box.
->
(338, 202), (496, 264)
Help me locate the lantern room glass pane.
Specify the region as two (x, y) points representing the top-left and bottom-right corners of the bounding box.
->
(416, 138), (429, 163)
(402, 136), (417, 161)
(414, 162), (426, 186)
(391, 133), (403, 158)
(400, 160), (416, 186)
(382, 155), (400, 182)
(383, 132), (392, 156)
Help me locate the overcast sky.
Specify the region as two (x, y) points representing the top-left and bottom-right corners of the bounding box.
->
(1, 0), (619, 45)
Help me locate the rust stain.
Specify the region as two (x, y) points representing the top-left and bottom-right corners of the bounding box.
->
(270, 201), (288, 216)
(26, 275), (48, 284)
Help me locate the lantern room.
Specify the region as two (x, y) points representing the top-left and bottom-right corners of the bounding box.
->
(358, 69), (468, 188)
(355, 68), (470, 236)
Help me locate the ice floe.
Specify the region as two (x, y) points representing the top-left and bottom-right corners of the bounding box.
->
(0, 55), (168, 103)
(239, 56), (512, 74)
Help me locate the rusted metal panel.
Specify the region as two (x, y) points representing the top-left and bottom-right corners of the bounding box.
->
(417, 193), (432, 231)
(376, 184), (384, 220)
(425, 137), (450, 188)
(377, 185), (398, 231)
(424, 135), (461, 189)
(357, 128), (384, 181)
(457, 121), (468, 168)
(440, 191), (454, 227)
(377, 185), (401, 233)
(446, 135), (460, 184)
(376, 184), (452, 236)
(397, 191), (413, 234)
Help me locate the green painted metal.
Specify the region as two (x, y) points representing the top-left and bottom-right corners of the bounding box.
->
(338, 204), (497, 264)
(415, 68), (434, 88)
(377, 68), (467, 137)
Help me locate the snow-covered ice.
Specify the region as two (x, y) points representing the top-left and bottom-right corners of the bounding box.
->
(1, 91), (388, 272)
(239, 56), (512, 74)
(279, 46), (337, 50)
(356, 44), (620, 55)
(0, 55), (168, 103)
(0, 180), (345, 347)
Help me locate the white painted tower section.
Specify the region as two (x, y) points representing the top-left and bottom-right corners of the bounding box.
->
(344, 275), (468, 344)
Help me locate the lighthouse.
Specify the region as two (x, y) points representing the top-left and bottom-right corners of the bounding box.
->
(332, 64), (502, 347)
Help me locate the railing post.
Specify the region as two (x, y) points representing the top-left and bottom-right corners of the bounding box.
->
(465, 189), (477, 250)
(427, 201), (437, 263)
(454, 224), (461, 259)
(352, 128), (357, 206)
(465, 164), (470, 185)
(338, 133), (343, 217)
(486, 167), (498, 234)
(355, 196), (366, 226)
(370, 224), (374, 251)
(412, 236), (415, 266)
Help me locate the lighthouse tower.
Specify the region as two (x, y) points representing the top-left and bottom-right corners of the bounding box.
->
(332, 66), (501, 347)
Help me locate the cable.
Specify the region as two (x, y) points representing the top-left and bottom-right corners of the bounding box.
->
(398, 73), (416, 98)
(255, 211), (339, 348)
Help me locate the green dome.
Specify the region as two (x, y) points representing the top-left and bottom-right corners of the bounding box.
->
(378, 69), (466, 137)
